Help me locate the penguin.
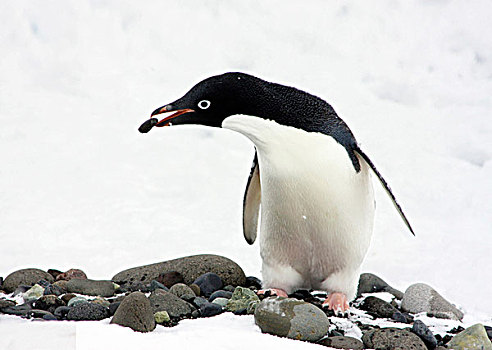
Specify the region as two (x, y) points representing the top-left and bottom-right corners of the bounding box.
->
(140, 72), (414, 313)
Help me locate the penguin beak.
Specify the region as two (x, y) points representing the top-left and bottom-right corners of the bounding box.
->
(151, 105), (195, 127)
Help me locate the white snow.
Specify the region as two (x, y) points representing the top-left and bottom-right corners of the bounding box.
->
(1, 0), (491, 349)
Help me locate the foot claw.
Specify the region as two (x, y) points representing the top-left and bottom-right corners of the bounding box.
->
(322, 292), (350, 316)
(257, 288), (288, 297)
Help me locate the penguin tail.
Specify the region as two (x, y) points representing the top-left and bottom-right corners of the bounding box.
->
(355, 148), (415, 236)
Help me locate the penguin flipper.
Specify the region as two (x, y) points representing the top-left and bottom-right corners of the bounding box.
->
(355, 148), (415, 236)
(243, 150), (261, 244)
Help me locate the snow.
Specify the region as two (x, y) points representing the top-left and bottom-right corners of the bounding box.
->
(1, 0), (491, 349)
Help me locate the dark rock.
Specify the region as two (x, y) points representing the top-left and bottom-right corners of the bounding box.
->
(391, 311), (410, 323)
(357, 273), (404, 299)
(52, 280), (68, 293)
(56, 268), (87, 281)
(288, 289), (312, 300)
(110, 292), (155, 332)
(44, 284), (63, 297)
(109, 301), (121, 316)
(254, 297), (330, 342)
(193, 272), (223, 298)
(189, 283), (201, 296)
(29, 309), (55, 319)
(362, 327), (427, 350)
(0, 299), (16, 309)
(0, 277), (3, 289)
(401, 283), (463, 320)
(149, 280), (168, 292)
(412, 320), (438, 349)
(61, 293), (77, 304)
(485, 325), (492, 341)
(209, 290), (233, 302)
(192, 297), (208, 309)
(42, 313), (58, 321)
(318, 336), (364, 349)
(169, 283), (196, 298)
(33, 295), (66, 314)
(359, 296), (400, 319)
(67, 302), (109, 321)
(54, 306), (71, 319)
(2, 269), (54, 293)
(447, 323), (492, 350)
(148, 289), (193, 318)
(191, 309), (200, 318)
(12, 285), (31, 296)
(37, 279), (51, 288)
(112, 254), (246, 291)
(1, 303), (31, 316)
(67, 296), (89, 307)
(66, 279), (115, 297)
(199, 302), (223, 317)
(223, 285), (235, 293)
(157, 271), (184, 288)
(90, 296), (110, 308)
(245, 276), (262, 289)
(47, 269), (63, 280)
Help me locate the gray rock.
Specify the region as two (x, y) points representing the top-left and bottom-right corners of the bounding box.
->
(1, 304), (31, 316)
(111, 292), (155, 332)
(67, 296), (88, 307)
(149, 280), (168, 292)
(318, 336), (364, 349)
(148, 289), (193, 318)
(254, 297), (330, 342)
(411, 320), (437, 349)
(209, 290), (233, 302)
(3, 269), (54, 293)
(362, 328), (427, 350)
(22, 284), (45, 302)
(401, 283), (463, 320)
(33, 295), (66, 314)
(54, 306), (71, 319)
(226, 286), (260, 313)
(192, 297), (208, 309)
(66, 279), (115, 297)
(169, 283), (196, 299)
(211, 297), (229, 308)
(359, 296), (400, 319)
(447, 323), (492, 350)
(199, 302), (224, 317)
(67, 302), (109, 321)
(112, 254), (246, 290)
(0, 299), (16, 309)
(193, 273), (223, 298)
(357, 273), (404, 299)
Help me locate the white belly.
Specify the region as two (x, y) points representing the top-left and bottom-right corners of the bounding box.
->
(223, 115), (375, 295)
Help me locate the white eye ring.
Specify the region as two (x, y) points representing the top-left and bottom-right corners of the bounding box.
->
(198, 100), (211, 110)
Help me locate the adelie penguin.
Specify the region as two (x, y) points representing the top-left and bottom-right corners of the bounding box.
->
(139, 72), (414, 313)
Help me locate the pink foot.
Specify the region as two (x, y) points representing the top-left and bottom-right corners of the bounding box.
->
(322, 292), (350, 315)
(257, 288), (288, 297)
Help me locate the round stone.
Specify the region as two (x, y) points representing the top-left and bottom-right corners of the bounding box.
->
(148, 289), (193, 318)
(65, 279), (115, 297)
(169, 283), (196, 299)
(362, 328), (427, 350)
(193, 273), (223, 298)
(318, 336), (364, 349)
(67, 302), (109, 321)
(3, 269), (54, 293)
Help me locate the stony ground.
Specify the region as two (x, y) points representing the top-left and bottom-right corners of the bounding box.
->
(1, 254), (491, 350)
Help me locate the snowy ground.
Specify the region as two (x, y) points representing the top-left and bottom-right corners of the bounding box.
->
(1, 1), (491, 349)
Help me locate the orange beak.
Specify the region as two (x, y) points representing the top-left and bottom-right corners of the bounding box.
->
(150, 105), (195, 127)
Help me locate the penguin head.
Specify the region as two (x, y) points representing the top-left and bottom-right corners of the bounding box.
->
(149, 72), (261, 128)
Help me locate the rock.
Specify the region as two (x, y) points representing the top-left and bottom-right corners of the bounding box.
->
(254, 297), (330, 342)
(112, 254), (246, 290)
(66, 279), (115, 297)
(157, 271), (184, 288)
(0, 299), (16, 309)
(0, 276), (3, 289)
(226, 286), (260, 313)
(67, 302), (109, 321)
(44, 284), (63, 296)
(22, 284), (45, 302)
(54, 306), (71, 319)
(247, 300), (259, 314)
(148, 289), (193, 318)
(37, 279), (51, 288)
(193, 273), (223, 298)
(169, 283), (196, 299)
(29, 309), (55, 319)
(245, 276), (262, 289)
(149, 280), (168, 292)
(359, 296), (400, 318)
(67, 296), (88, 307)
(47, 269), (63, 280)
(1, 304), (31, 316)
(33, 295), (66, 314)
(61, 293), (76, 304)
(52, 280), (68, 293)
(90, 297), (110, 308)
(209, 290), (233, 302)
(362, 328), (427, 350)
(154, 310), (171, 324)
(56, 268), (87, 281)
(391, 311), (410, 323)
(211, 297), (229, 307)
(412, 320), (437, 349)
(192, 297), (208, 309)
(200, 302), (223, 317)
(189, 283), (201, 296)
(401, 283), (463, 320)
(447, 323), (492, 350)
(110, 292), (155, 332)
(109, 302), (121, 316)
(485, 325), (492, 341)
(2, 269), (54, 293)
(43, 313), (58, 321)
(318, 336), (364, 349)
(357, 273), (404, 299)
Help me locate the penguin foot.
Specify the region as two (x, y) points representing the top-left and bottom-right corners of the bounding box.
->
(322, 292), (349, 315)
(257, 288), (288, 297)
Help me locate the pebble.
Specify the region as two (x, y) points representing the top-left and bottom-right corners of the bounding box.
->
(44, 283), (63, 296)
(2, 269), (54, 293)
(67, 296), (88, 307)
(0, 276), (3, 289)
(54, 306), (71, 319)
(33, 295), (66, 314)
(225, 286), (260, 313)
(193, 273), (223, 298)
(109, 302), (121, 316)
(189, 283), (201, 296)
(359, 296), (400, 319)
(254, 297), (330, 342)
(56, 268), (87, 281)
(158, 271), (184, 288)
(192, 297), (208, 309)
(357, 273), (404, 299)
(199, 302), (223, 317)
(61, 293), (76, 304)
(154, 310), (171, 324)
(66, 279), (115, 297)
(52, 280), (68, 293)
(13, 285), (31, 296)
(169, 283), (196, 299)
(29, 309), (55, 319)
(447, 323), (492, 350)
(47, 269), (62, 280)
(42, 313), (57, 321)
(36, 279), (51, 288)
(411, 319), (438, 349)
(245, 276), (262, 289)
(401, 283), (463, 320)
(485, 325), (492, 341)
(211, 297), (229, 308)
(0, 299), (16, 309)
(110, 292), (155, 332)
(209, 290), (232, 302)
(149, 280), (169, 292)
(112, 254), (246, 290)
(67, 302), (109, 321)
(318, 336), (364, 349)
(362, 327), (427, 349)
(148, 289), (194, 318)
(90, 297), (110, 308)
(0, 304), (31, 316)
(22, 284), (45, 302)
(223, 285), (236, 293)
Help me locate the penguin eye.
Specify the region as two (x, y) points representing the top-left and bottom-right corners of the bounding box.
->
(198, 100), (211, 110)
